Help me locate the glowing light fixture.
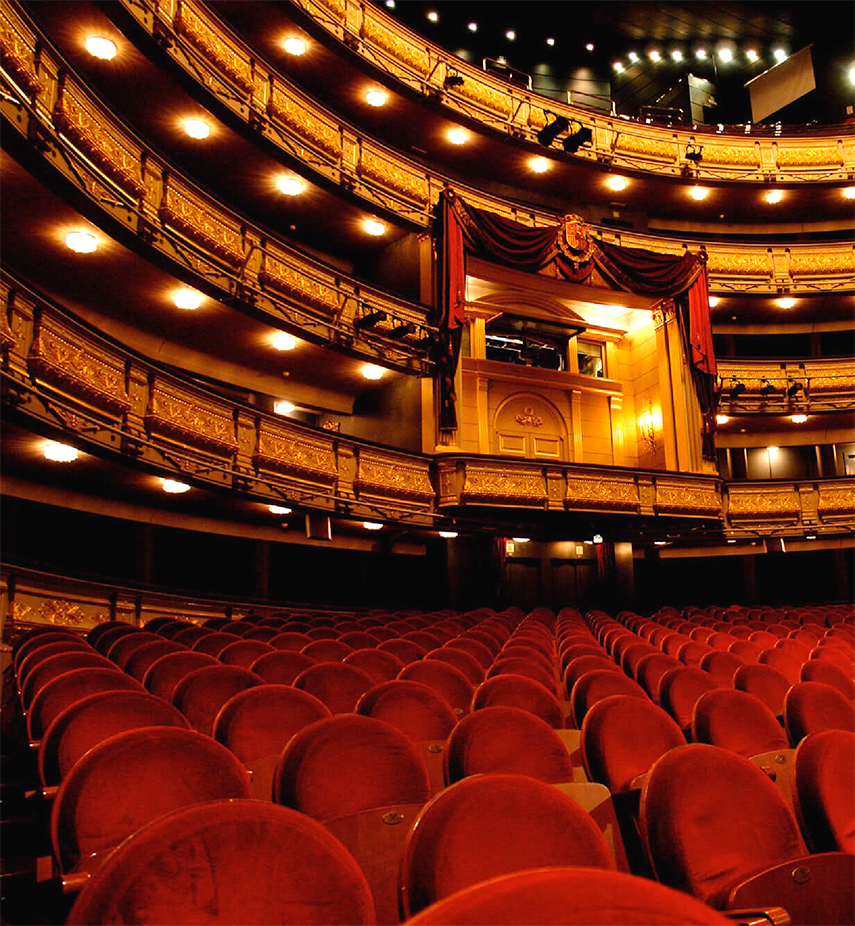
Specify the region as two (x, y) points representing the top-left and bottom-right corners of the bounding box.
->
(269, 505), (292, 514)
(439, 531), (458, 538)
(592, 534), (604, 544)
(183, 118), (210, 139)
(649, 50), (661, 62)
(689, 186), (710, 201)
(695, 48), (707, 59)
(86, 35), (117, 59)
(385, 0), (394, 7)
(805, 533), (817, 540)
(586, 43), (594, 52)
(628, 51), (639, 63)
(283, 37), (306, 56)
(546, 37), (555, 47)
(791, 414), (808, 423)
(162, 479), (190, 494)
(274, 400), (296, 415)
(746, 49), (759, 62)
(512, 537), (530, 543)
(506, 30), (516, 41)
(765, 189), (783, 204)
(773, 48), (787, 62)
(727, 539), (737, 544)
(43, 441), (78, 462)
(65, 231), (97, 253)
(613, 61), (624, 72)
(529, 156), (550, 174)
(715, 414), (729, 424)
(671, 49), (683, 62)
(173, 289), (202, 310)
(709, 296), (720, 307)
(272, 332), (297, 352)
(654, 541), (667, 546)
(766, 446), (779, 454)
(362, 364), (384, 380)
(718, 47), (733, 63)
(447, 127), (468, 145)
(365, 89), (387, 107)
(778, 296), (796, 309)
(606, 175), (628, 192)
(467, 22), (478, 33)
(843, 187), (855, 200)
(363, 521), (384, 530)
(277, 176), (304, 196)
(364, 219), (387, 236)
(426, 11), (438, 23)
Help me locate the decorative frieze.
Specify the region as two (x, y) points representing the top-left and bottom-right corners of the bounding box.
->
(174, 0), (252, 94)
(461, 464), (547, 506)
(565, 474), (640, 512)
(253, 421), (338, 484)
(159, 180), (244, 268)
(259, 251), (340, 314)
(817, 483), (855, 520)
(0, 5), (42, 98)
(355, 451), (434, 503)
(145, 380), (238, 458)
(655, 480), (722, 517)
(727, 486), (801, 521)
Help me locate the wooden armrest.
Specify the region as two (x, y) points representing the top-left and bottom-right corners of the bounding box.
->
(724, 907), (791, 926)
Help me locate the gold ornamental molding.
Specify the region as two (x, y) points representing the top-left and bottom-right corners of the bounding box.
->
(655, 479), (722, 517)
(726, 485), (802, 522)
(817, 482), (855, 522)
(355, 450), (435, 504)
(145, 380), (239, 460)
(461, 464), (549, 507)
(253, 421), (339, 486)
(565, 473), (640, 513)
(287, 0), (854, 183)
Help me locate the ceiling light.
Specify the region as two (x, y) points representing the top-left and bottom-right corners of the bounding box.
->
(689, 186), (709, 201)
(512, 537), (530, 543)
(447, 127), (468, 145)
(361, 364), (385, 380)
(274, 400), (296, 415)
(849, 65), (855, 86)
(385, 0), (395, 7)
(592, 534), (604, 544)
(715, 414), (729, 424)
(585, 43), (594, 52)
(628, 51), (639, 63)
(727, 539), (737, 544)
(791, 414), (808, 423)
(773, 48), (787, 62)
(718, 47), (733, 63)
(183, 118), (210, 139)
(283, 37), (306, 56)
(269, 505), (292, 515)
(708, 296), (720, 307)
(271, 332), (297, 351)
(766, 446), (779, 453)
(605, 305), (628, 318)
(805, 533), (817, 540)
(654, 541), (667, 546)
(64, 231), (97, 253)
(606, 175), (628, 191)
(365, 89), (387, 107)
(426, 11), (438, 23)
(529, 156), (550, 174)
(746, 49), (759, 62)
(613, 61), (624, 73)
(546, 38), (555, 47)
(506, 30), (516, 41)
(277, 176), (304, 195)
(467, 22), (478, 33)
(162, 479), (190, 494)
(843, 187), (855, 200)
(363, 521), (384, 530)
(43, 441), (79, 462)
(671, 49), (683, 62)
(439, 531), (458, 538)
(765, 189), (783, 204)
(649, 50), (661, 62)
(364, 219), (386, 236)
(695, 48), (707, 60)
(173, 289), (202, 310)
(778, 296), (796, 309)
(85, 35), (117, 59)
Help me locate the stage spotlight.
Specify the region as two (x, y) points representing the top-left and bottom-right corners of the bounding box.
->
(562, 126), (593, 153)
(537, 114), (569, 147)
(355, 310), (387, 330)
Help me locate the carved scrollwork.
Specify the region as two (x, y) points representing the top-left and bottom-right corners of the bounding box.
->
(565, 475), (640, 513)
(145, 383), (238, 458)
(655, 480), (722, 517)
(461, 465), (547, 505)
(253, 421), (338, 484)
(355, 451), (434, 503)
(727, 487), (801, 521)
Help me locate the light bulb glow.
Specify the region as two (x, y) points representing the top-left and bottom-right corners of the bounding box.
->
(85, 36), (117, 59)
(447, 127), (468, 145)
(613, 61), (624, 72)
(183, 118), (210, 139)
(708, 296), (720, 307)
(791, 414), (808, 423)
(718, 47), (733, 63)
(773, 48), (787, 62)
(585, 43), (594, 52)
(689, 186), (710, 201)
(649, 50), (661, 62)
(283, 37), (306, 55)
(628, 51), (639, 63)
(365, 89), (387, 107)
(173, 289), (202, 310)
(361, 364), (384, 380)
(271, 332), (297, 351)
(765, 189), (783, 204)
(506, 30), (516, 41)
(529, 156), (550, 174)
(467, 22), (478, 33)
(746, 49), (759, 62)
(426, 10), (438, 22)
(715, 414), (729, 425)
(511, 537), (530, 543)
(364, 219), (386, 236)
(65, 231), (97, 253)
(439, 531), (458, 538)
(606, 175), (628, 191)
(274, 400), (296, 415)
(546, 37), (555, 47)
(43, 441), (78, 462)
(269, 505), (292, 514)
(778, 297), (796, 309)
(654, 541), (667, 546)
(695, 48), (707, 59)
(842, 187), (855, 200)
(671, 49), (683, 61)
(277, 176), (304, 196)
(363, 521), (384, 530)
(162, 479), (190, 494)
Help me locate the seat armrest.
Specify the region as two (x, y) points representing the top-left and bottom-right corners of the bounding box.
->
(724, 908), (791, 926)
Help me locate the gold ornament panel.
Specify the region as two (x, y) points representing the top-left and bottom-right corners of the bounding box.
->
(254, 424), (338, 483)
(462, 465), (547, 504)
(145, 382), (238, 457)
(655, 481), (722, 516)
(355, 452), (434, 502)
(727, 488), (801, 520)
(174, 0), (252, 94)
(159, 182), (244, 268)
(565, 475), (640, 512)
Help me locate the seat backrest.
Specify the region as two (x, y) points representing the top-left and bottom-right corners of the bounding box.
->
(445, 706), (572, 784)
(272, 715), (431, 821)
(300, 639), (355, 663)
(569, 670), (649, 728)
(581, 695), (685, 792)
(698, 651), (743, 688)
(16, 640), (94, 687)
(38, 690), (190, 787)
(400, 773), (614, 917)
(65, 800), (375, 926)
(403, 867), (732, 926)
(142, 650), (219, 701)
(249, 650), (315, 684)
(733, 663), (791, 716)
(784, 681), (855, 746)
(658, 667), (720, 732)
(471, 673), (564, 728)
(423, 648), (485, 685)
(399, 660), (474, 715)
(293, 662), (375, 714)
(14, 629), (82, 668)
(106, 632), (163, 670)
(51, 727), (251, 872)
(639, 743), (807, 904)
(377, 639), (427, 665)
(488, 657), (555, 692)
(269, 631), (312, 651)
(758, 647), (803, 685)
(343, 647), (405, 683)
(356, 680), (457, 742)
(562, 656), (618, 696)
(799, 659), (855, 699)
(218, 640), (275, 669)
(729, 640), (763, 663)
(793, 730), (855, 854)
(692, 688), (788, 757)
(635, 653), (682, 701)
(123, 640), (185, 682)
(192, 632), (242, 658)
(21, 652), (117, 708)
(213, 685), (331, 764)
(171, 665), (264, 735)
(443, 638), (493, 669)
(91, 625), (139, 656)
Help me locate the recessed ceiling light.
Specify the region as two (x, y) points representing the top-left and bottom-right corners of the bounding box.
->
(385, 0), (395, 8)
(586, 43), (594, 52)
(715, 414), (729, 424)
(173, 289), (202, 310)
(269, 505), (292, 514)
(272, 332), (297, 351)
(613, 61), (624, 72)
(606, 175), (628, 191)
(85, 35), (117, 59)
(511, 537), (530, 543)
(528, 156), (550, 174)
(439, 531), (458, 538)
(628, 51), (639, 63)
(447, 127), (468, 145)
(162, 479), (190, 494)
(546, 37), (555, 47)
(506, 30), (516, 41)
(708, 296), (720, 307)
(671, 49), (683, 62)
(849, 65), (855, 86)
(718, 47), (733, 63)
(791, 414), (808, 423)
(765, 189), (783, 204)
(183, 118), (210, 139)
(362, 364), (385, 380)
(277, 176), (304, 196)
(364, 219), (386, 236)
(283, 37), (306, 56)
(365, 89), (387, 107)
(773, 48), (787, 62)
(467, 22), (478, 33)
(695, 48), (707, 60)
(766, 446), (779, 453)
(727, 539), (737, 544)
(654, 541), (667, 546)
(778, 296), (796, 309)
(363, 521), (384, 530)
(65, 231), (98, 253)
(43, 441), (79, 462)
(649, 50), (661, 62)
(746, 49), (759, 62)
(274, 400), (296, 415)
(805, 533), (817, 540)
(843, 187), (855, 200)
(689, 185), (709, 200)
(426, 11), (438, 23)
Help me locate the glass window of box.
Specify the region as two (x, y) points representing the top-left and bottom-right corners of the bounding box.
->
(577, 340), (604, 377)
(485, 316), (582, 371)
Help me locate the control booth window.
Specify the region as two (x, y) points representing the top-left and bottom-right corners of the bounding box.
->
(485, 316), (583, 372)
(577, 340), (604, 377)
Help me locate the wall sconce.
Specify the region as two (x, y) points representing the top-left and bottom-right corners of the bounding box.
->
(638, 400), (657, 453)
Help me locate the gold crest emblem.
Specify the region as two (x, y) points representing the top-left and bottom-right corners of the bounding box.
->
(557, 214), (594, 264)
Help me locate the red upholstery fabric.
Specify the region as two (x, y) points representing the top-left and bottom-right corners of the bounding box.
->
(799, 659), (855, 699)
(784, 682), (855, 745)
(728, 640), (763, 663)
(218, 640), (275, 669)
(82, 622), (129, 648)
(698, 651), (743, 688)
(404, 867), (732, 925)
(749, 631), (778, 649)
(639, 743), (807, 905)
(306, 627), (339, 640)
(621, 642), (657, 677)
(171, 625), (212, 647)
(658, 667), (719, 731)
(339, 631), (382, 649)
(662, 634), (691, 658)
(220, 621), (258, 637)
(249, 650), (315, 685)
(562, 655), (619, 696)
(356, 680), (457, 741)
(471, 674), (564, 728)
(793, 730), (855, 853)
(691, 689), (788, 757)
(171, 665), (264, 736)
(21, 652), (117, 709)
(192, 632), (242, 657)
(14, 630), (84, 671)
(581, 695), (685, 792)
(443, 638), (493, 669)
(38, 690), (190, 786)
(809, 646), (855, 675)
(51, 727), (251, 873)
(706, 632), (736, 652)
(16, 640), (94, 689)
(273, 715), (431, 821)
(424, 648), (485, 685)
(733, 663), (791, 716)
(91, 625), (138, 656)
(445, 706), (572, 784)
(344, 648), (406, 683)
(293, 663), (376, 714)
(676, 641), (713, 668)
(462, 630), (502, 655)
(399, 660), (474, 714)
(66, 800), (376, 925)
(300, 639), (354, 663)
(377, 639), (428, 665)
(269, 631), (312, 651)
(635, 653), (682, 701)
(400, 774), (614, 917)
(243, 626), (281, 643)
(213, 685), (331, 764)
(758, 647), (804, 685)
(499, 645), (554, 672)
(123, 640), (185, 682)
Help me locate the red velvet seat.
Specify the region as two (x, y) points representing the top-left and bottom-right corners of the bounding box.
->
(620, 642), (657, 677)
(356, 680), (457, 742)
(141, 616), (179, 632)
(105, 631), (163, 668)
(784, 682), (855, 746)
(273, 714), (431, 821)
(635, 653), (682, 702)
(403, 867), (732, 925)
(13, 629), (85, 671)
(462, 630), (502, 655)
(749, 630), (778, 649)
(691, 689), (788, 758)
(733, 663), (791, 717)
(676, 641), (713, 668)
(171, 664), (264, 735)
(808, 646), (854, 675)
(192, 631), (242, 658)
(424, 648), (484, 685)
(569, 670), (649, 728)
(301, 639), (355, 663)
(91, 625), (139, 656)
(220, 621), (258, 637)
(249, 649), (315, 684)
(443, 638), (493, 669)
(799, 659), (855, 699)
(339, 630), (382, 649)
(471, 674), (564, 728)
(142, 650), (220, 701)
(793, 730), (855, 853)
(21, 652), (117, 709)
(293, 662), (376, 714)
(171, 625), (212, 647)
(269, 631), (312, 651)
(306, 627), (339, 640)
(81, 622), (129, 648)
(639, 743), (853, 923)
(728, 640), (763, 663)
(400, 773), (614, 917)
(581, 695), (685, 792)
(218, 639), (275, 669)
(758, 647), (804, 685)
(698, 650), (743, 688)
(38, 690), (190, 787)
(445, 706), (572, 784)
(243, 625), (281, 643)
(66, 800), (375, 925)
(488, 656), (556, 692)
(658, 666), (720, 732)
(562, 655), (618, 695)
(399, 660), (474, 715)
(499, 644), (554, 672)
(344, 647), (406, 683)
(51, 727), (251, 877)
(706, 632), (736, 652)
(377, 638), (428, 665)
(16, 640), (94, 690)
(123, 639), (185, 682)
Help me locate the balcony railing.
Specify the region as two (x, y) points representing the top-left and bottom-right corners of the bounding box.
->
(718, 359), (855, 414)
